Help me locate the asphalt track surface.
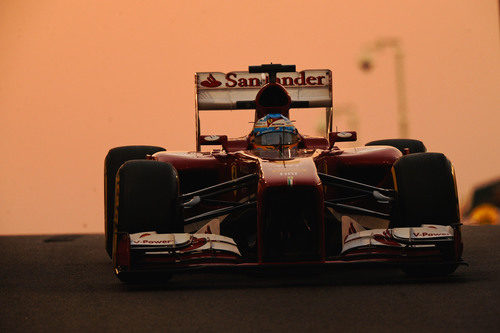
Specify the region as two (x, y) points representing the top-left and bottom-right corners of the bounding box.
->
(1, 226), (499, 332)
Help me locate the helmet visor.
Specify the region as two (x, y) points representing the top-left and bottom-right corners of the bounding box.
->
(256, 131), (298, 146)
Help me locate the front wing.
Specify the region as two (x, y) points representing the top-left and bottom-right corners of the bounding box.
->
(113, 225), (463, 277)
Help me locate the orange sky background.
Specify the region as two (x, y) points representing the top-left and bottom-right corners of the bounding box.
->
(1, 1), (499, 235)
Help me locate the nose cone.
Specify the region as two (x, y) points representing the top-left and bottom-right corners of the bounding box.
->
(259, 157), (321, 188)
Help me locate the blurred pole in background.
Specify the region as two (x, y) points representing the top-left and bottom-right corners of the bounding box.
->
(359, 38), (409, 138)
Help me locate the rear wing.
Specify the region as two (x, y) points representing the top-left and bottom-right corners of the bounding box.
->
(194, 68), (333, 151)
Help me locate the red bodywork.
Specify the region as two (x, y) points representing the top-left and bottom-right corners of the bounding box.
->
(150, 73), (402, 264)
(152, 146), (401, 263)
(112, 65), (463, 277)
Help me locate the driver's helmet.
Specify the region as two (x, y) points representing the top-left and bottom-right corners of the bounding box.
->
(251, 114), (300, 150)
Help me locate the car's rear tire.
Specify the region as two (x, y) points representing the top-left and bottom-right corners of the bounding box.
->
(105, 146), (165, 257)
(114, 160), (183, 236)
(391, 153), (460, 277)
(366, 139), (426, 154)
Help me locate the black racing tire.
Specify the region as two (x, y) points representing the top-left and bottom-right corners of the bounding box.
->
(392, 153), (460, 277)
(114, 160), (183, 236)
(105, 146), (165, 257)
(366, 139), (426, 154)
(391, 152), (459, 228)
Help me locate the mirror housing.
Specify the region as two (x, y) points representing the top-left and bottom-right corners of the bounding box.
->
(199, 135), (228, 146)
(329, 131), (357, 148)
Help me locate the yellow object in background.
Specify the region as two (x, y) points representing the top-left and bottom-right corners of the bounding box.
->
(468, 204), (500, 225)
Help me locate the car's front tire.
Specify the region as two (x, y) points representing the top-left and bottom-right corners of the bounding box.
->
(105, 146), (165, 257)
(391, 152), (459, 228)
(391, 152), (460, 276)
(114, 160), (183, 236)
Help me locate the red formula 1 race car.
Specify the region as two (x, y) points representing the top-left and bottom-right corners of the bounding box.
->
(104, 64), (464, 282)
